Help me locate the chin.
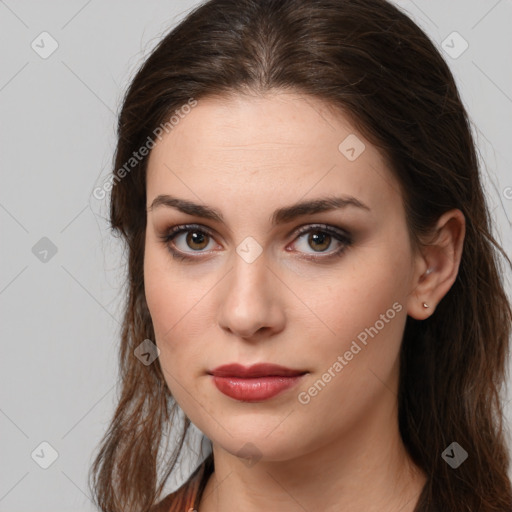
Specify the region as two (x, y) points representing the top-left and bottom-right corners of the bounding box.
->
(203, 417), (311, 463)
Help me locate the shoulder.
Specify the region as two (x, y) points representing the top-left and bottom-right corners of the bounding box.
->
(150, 487), (190, 512)
(150, 454), (214, 512)
(150, 478), (198, 512)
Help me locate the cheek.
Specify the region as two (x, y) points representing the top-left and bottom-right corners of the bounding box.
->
(308, 245), (408, 345)
(144, 266), (205, 410)
(295, 236), (409, 409)
(144, 240), (202, 337)
(293, 275), (406, 440)
(144, 244), (194, 360)
(143, 241), (219, 398)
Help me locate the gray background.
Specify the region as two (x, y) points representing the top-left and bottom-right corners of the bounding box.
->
(1, 0), (511, 510)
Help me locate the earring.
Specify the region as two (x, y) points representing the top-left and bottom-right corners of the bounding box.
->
(424, 268), (433, 276)
(422, 302), (429, 308)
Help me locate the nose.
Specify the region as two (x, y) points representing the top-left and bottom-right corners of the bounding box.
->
(217, 252), (286, 340)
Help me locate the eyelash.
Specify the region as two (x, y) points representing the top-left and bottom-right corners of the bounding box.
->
(159, 223), (353, 262)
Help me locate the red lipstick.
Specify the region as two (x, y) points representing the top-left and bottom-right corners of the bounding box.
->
(209, 363), (307, 402)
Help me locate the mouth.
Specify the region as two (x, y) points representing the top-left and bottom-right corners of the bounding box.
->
(208, 363), (308, 402)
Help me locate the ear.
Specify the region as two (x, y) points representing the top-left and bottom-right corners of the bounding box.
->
(407, 209), (466, 320)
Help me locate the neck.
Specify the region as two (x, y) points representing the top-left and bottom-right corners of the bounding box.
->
(198, 396), (427, 512)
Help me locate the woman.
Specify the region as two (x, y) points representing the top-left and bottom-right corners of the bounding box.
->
(89, 0), (512, 511)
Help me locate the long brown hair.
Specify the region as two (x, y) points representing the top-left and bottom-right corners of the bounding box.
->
(89, 0), (512, 510)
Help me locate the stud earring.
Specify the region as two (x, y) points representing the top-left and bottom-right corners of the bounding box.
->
(424, 268), (433, 276)
(422, 302), (429, 308)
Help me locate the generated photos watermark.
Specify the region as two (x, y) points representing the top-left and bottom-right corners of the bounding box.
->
(93, 97), (197, 200)
(297, 301), (403, 405)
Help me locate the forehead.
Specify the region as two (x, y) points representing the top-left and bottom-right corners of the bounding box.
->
(145, 92), (402, 222)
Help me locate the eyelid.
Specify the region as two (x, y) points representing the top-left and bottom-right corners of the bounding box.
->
(164, 223), (215, 237)
(291, 222), (350, 239)
(287, 223), (352, 260)
(160, 223), (220, 251)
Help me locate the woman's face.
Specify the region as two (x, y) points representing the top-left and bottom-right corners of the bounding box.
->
(144, 91), (423, 462)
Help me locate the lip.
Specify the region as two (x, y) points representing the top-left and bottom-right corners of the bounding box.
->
(208, 363), (307, 402)
(210, 363), (306, 378)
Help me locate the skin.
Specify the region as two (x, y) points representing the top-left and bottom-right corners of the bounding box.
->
(143, 91), (465, 512)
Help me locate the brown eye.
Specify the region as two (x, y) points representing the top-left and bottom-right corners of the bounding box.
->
(307, 231), (332, 252)
(161, 224), (217, 258)
(290, 224), (352, 260)
(185, 230), (210, 250)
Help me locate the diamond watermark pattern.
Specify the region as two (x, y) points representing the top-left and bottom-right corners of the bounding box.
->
(31, 441), (59, 469)
(441, 442), (468, 468)
(134, 339), (160, 365)
(31, 32), (59, 59)
(338, 134), (366, 161)
(236, 236), (263, 264)
(441, 31), (469, 59)
(32, 237), (58, 263)
(236, 442), (263, 468)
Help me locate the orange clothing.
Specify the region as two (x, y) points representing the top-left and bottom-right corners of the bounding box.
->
(151, 453), (214, 512)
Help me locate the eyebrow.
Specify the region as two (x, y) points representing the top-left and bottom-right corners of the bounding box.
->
(148, 194), (370, 225)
